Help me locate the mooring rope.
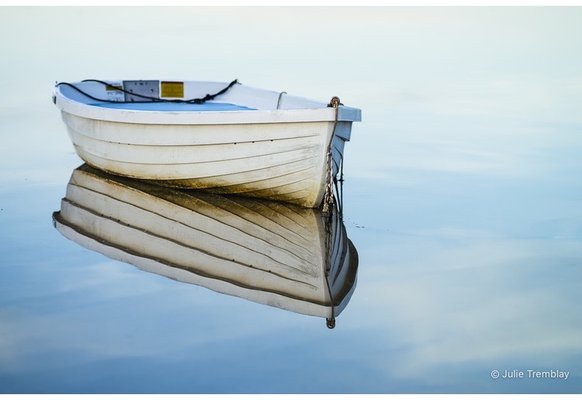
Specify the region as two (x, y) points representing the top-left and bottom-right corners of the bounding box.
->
(320, 96), (346, 328)
(322, 96), (341, 214)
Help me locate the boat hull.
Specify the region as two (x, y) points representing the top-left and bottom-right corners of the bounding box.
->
(61, 111), (353, 208)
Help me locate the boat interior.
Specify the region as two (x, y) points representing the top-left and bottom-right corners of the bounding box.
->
(56, 79), (329, 111)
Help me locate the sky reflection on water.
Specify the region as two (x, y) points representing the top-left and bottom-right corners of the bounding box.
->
(1, 7), (582, 394)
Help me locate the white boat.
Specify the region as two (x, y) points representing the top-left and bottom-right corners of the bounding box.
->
(52, 165), (359, 328)
(53, 79), (361, 208)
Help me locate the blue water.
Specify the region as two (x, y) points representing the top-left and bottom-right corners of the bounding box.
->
(1, 7), (582, 394)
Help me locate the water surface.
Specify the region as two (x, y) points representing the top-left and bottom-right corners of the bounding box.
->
(1, 7), (581, 394)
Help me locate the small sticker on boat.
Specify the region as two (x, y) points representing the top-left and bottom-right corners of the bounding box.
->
(123, 80), (160, 102)
(105, 81), (124, 101)
(105, 84), (122, 91)
(161, 81), (184, 98)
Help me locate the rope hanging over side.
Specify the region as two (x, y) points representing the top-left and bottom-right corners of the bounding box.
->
(322, 96), (341, 214)
(55, 79), (239, 104)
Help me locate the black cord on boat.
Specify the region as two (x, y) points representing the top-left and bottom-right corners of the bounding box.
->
(55, 79), (239, 104)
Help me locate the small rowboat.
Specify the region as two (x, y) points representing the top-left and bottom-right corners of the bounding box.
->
(53, 79), (361, 208)
(52, 165), (359, 328)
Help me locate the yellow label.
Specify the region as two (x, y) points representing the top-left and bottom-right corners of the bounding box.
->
(161, 81), (184, 98)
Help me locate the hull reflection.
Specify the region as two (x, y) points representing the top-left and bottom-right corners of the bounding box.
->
(53, 165), (358, 328)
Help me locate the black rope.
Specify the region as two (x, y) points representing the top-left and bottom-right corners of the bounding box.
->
(55, 79), (239, 104)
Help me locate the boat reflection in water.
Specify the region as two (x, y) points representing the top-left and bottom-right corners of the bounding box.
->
(53, 165), (358, 328)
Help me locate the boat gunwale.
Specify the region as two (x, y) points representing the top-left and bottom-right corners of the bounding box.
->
(55, 85), (362, 125)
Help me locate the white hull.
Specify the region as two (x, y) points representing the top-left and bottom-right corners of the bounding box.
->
(53, 165), (358, 325)
(54, 80), (361, 208)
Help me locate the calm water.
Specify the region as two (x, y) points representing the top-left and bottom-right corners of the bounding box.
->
(1, 7), (582, 394)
